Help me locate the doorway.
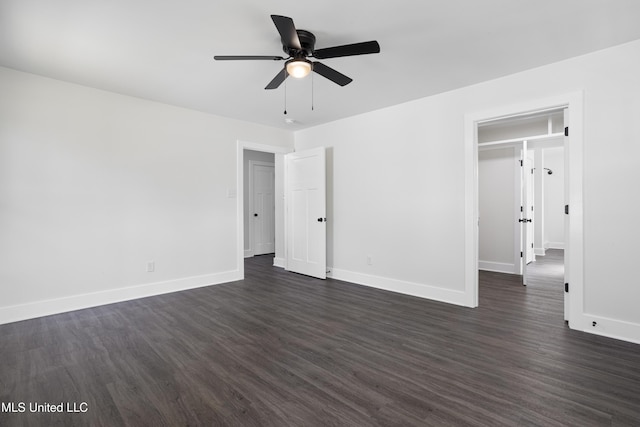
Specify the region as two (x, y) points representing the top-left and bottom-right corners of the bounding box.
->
(236, 141), (291, 279)
(477, 110), (564, 285)
(245, 152), (275, 257)
(464, 92), (584, 330)
(235, 141), (327, 282)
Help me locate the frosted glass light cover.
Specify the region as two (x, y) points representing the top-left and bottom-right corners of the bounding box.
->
(286, 60), (311, 78)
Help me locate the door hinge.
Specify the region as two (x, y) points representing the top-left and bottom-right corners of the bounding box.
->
(520, 160), (523, 167)
(564, 126), (569, 137)
(520, 251), (523, 258)
(520, 206), (523, 212)
(565, 205), (569, 215)
(565, 283), (569, 293)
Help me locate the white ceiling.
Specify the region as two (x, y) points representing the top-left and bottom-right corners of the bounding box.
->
(2, 0), (640, 130)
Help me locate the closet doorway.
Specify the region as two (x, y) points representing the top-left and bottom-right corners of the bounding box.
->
(477, 109), (566, 286)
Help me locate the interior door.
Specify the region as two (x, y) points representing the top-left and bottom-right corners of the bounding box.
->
(285, 147), (326, 279)
(520, 141), (530, 285)
(252, 163), (275, 255)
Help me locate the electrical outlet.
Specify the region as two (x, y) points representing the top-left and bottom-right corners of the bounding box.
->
(147, 261), (155, 272)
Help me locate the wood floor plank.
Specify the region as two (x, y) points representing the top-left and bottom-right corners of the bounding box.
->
(1, 250), (640, 426)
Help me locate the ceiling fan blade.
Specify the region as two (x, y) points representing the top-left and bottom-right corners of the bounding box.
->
(214, 55), (285, 61)
(271, 15), (301, 50)
(313, 41), (380, 59)
(265, 68), (289, 90)
(312, 62), (352, 86)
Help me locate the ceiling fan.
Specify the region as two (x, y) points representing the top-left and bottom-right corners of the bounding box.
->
(214, 15), (380, 90)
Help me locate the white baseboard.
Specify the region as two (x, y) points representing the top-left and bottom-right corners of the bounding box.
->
(535, 247), (546, 256)
(0, 270), (241, 326)
(273, 257), (285, 268)
(545, 242), (565, 250)
(244, 249), (253, 258)
(327, 267), (468, 307)
(478, 261), (518, 274)
(579, 313), (640, 345)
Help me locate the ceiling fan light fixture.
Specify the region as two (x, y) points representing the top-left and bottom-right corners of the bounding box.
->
(286, 59), (311, 78)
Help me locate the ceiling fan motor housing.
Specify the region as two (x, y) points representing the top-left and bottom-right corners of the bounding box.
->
(284, 29), (316, 58)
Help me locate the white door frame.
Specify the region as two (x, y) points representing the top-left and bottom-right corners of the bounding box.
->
(464, 92), (584, 330)
(563, 107), (571, 321)
(236, 140), (292, 279)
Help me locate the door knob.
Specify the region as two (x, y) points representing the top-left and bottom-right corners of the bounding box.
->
(317, 217), (326, 222)
(254, 213), (258, 217)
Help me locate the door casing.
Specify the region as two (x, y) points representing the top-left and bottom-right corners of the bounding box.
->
(236, 141), (291, 279)
(464, 92), (584, 331)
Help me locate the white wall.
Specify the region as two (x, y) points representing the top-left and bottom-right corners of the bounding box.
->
(243, 150), (275, 254)
(478, 147), (519, 273)
(296, 94), (470, 305)
(543, 147), (565, 249)
(0, 66), (293, 323)
(295, 39), (640, 343)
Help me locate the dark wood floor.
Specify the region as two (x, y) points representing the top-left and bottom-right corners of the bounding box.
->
(526, 249), (565, 288)
(2, 253), (640, 426)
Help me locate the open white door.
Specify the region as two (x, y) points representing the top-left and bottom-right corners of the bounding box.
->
(520, 141), (532, 285)
(285, 147), (326, 279)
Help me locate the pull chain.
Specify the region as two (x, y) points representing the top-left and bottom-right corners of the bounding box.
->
(283, 75), (287, 115)
(311, 70), (314, 111)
